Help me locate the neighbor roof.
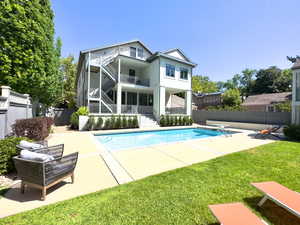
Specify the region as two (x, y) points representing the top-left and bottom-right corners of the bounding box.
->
(291, 58), (300, 70)
(80, 39), (153, 55)
(163, 48), (191, 62)
(242, 92), (292, 106)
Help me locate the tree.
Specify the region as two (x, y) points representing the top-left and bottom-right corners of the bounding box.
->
(192, 75), (218, 93)
(58, 55), (77, 108)
(251, 66), (292, 94)
(0, 0), (62, 114)
(222, 89), (242, 106)
(239, 69), (256, 97)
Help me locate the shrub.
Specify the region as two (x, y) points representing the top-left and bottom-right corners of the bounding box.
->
(133, 116), (139, 128)
(170, 116), (174, 126)
(166, 115), (170, 126)
(104, 118), (111, 129)
(189, 116), (194, 125)
(0, 136), (29, 175)
(85, 117), (95, 131)
(122, 116), (128, 128)
(283, 124), (300, 140)
(44, 117), (54, 131)
(116, 116), (121, 129)
(111, 115), (116, 129)
(13, 117), (50, 141)
(95, 117), (103, 130)
(70, 107), (89, 129)
(160, 115), (166, 127)
(182, 116), (187, 125)
(179, 116), (183, 126)
(127, 117), (133, 128)
(174, 116), (178, 126)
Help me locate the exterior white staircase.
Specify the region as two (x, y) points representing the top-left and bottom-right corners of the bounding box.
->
(140, 114), (159, 128)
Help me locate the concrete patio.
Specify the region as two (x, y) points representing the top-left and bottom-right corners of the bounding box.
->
(0, 126), (274, 218)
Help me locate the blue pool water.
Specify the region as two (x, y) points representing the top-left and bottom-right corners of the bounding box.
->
(95, 128), (227, 151)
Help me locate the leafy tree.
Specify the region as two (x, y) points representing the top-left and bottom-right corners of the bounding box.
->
(251, 66), (292, 94)
(192, 75), (218, 93)
(222, 89), (242, 106)
(58, 55), (77, 108)
(0, 0), (62, 114)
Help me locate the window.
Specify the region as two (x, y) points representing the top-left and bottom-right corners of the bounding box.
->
(129, 69), (135, 77)
(130, 47), (136, 58)
(296, 72), (300, 101)
(138, 48), (143, 58)
(166, 64), (175, 77)
(139, 93), (148, 106)
(180, 68), (188, 80)
(127, 92), (137, 105)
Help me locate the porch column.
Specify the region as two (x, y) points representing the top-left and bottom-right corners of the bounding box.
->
(87, 52), (91, 111)
(185, 90), (192, 116)
(159, 86), (166, 115)
(99, 60), (102, 113)
(117, 84), (122, 114)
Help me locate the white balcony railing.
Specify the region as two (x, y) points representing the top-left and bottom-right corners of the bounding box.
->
(166, 107), (186, 114)
(120, 74), (150, 87)
(121, 105), (153, 114)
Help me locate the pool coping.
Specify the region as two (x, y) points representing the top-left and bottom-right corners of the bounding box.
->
(92, 125), (243, 184)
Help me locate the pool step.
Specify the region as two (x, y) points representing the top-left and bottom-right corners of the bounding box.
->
(140, 114), (160, 128)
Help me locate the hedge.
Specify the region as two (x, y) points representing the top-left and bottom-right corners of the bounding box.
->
(83, 115), (139, 131)
(0, 136), (29, 175)
(283, 124), (300, 140)
(160, 115), (193, 127)
(13, 117), (54, 141)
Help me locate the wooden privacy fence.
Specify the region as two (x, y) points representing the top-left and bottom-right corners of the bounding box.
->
(192, 110), (291, 125)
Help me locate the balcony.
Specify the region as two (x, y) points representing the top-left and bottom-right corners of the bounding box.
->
(166, 107), (186, 114)
(120, 74), (150, 87)
(121, 105), (153, 114)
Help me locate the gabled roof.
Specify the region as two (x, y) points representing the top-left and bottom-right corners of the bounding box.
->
(163, 48), (191, 62)
(80, 39), (153, 55)
(291, 58), (300, 70)
(242, 92), (292, 106)
(147, 52), (197, 67)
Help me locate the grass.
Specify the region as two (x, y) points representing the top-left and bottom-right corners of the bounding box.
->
(1, 141), (300, 225)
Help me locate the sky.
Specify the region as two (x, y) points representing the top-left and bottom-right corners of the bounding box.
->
(52, 0), (300, 82)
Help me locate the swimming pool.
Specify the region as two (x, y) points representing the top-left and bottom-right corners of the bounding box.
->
(95, 128), (228, 151)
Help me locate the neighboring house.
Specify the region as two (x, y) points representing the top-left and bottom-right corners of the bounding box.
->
(76, 40), (197, 122)
(291, 59), (300, 124)
(241, 92), (292, 112)
(192, 92), (222, 110)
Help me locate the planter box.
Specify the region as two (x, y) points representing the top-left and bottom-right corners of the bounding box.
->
(79, 115), (89, 131)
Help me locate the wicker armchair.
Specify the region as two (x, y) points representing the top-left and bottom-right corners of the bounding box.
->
(16, 140), (48, 152)
(13, 144), (78, 200)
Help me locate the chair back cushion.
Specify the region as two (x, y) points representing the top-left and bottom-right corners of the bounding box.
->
(19, 140), (44, 149)
(20, 150), (54, 162)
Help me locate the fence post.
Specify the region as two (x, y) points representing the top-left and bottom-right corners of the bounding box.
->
(1, 86), (11, 137)
(24, 94), (30, 118)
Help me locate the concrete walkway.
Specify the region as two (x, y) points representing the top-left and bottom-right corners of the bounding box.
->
(0, 126), (274, 218)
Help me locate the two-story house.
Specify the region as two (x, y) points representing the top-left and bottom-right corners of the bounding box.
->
(76, 40), (197, 124)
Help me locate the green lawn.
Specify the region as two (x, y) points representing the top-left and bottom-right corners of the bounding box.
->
(1, 141), (300, 225)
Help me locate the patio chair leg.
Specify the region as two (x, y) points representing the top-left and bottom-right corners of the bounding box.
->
(258, 195), (268, 207)
(41, 187), (46, 201)
(21, 181), (25, 194)
(71, 173), (74, 184)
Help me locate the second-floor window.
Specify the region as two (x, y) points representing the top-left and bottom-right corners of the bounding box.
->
(130, 47), (136, 58)
(166, 64), (175, 77)
(138, 48), (143, 58)
(180, 68), (188, 80)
